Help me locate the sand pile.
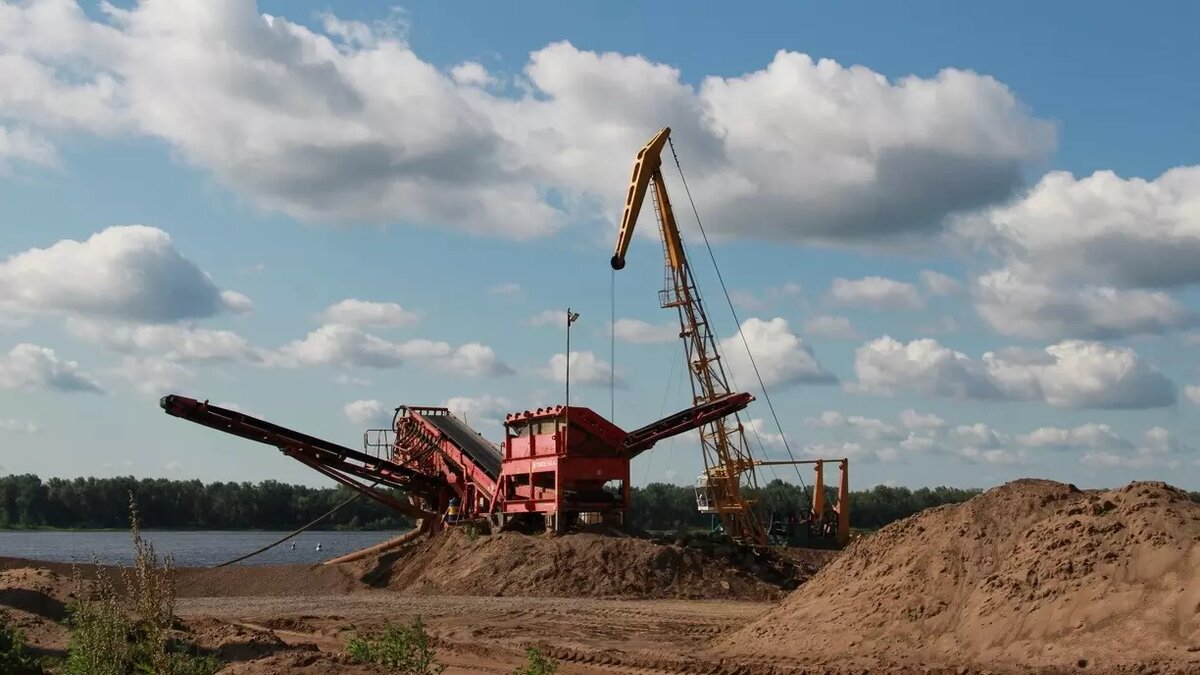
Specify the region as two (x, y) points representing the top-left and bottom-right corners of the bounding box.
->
(0, 567), (75, 653)
(721, 479), (1200, 672)
(353, 528), (830, 600)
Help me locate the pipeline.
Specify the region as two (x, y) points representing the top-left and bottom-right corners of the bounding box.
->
(321, 520), (429, 565)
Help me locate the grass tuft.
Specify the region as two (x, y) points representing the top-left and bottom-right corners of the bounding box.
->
(345, 616), (445, 674)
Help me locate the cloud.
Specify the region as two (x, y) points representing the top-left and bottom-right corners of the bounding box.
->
(959, 167), (1200, 340)
(0, 2), (1053, 245)
(972, 267), (1193, 340)
(443, 394), (512, 436)
(0, 126), (56, 168)
(801, 410), (901, 441)
(0, 419), (38, 433)
(527, 310), (567, 329)
(319, 299), (420, 328)
(543, 351), (621, 387)
(853, 336), (1176, 409)
(343, 399), (390, 425)
(488, 282), (521, 296)
(830, 276), (923, 310)
(899, 409), (946, 431)
(920, 270), (964, 296)
(67, 319), (263, 363)
(720, 317), (835, 389)
(113, 355), (190, 395)
(0, 226), (250, 322)
(743, 418), (787, 452)
(279, 324), (512, 376)
(949, 423), (1008, 449)
(0, 343), (103, 393)
(450, 61), (496, 87)
(730, 291), (767, 313)
(959, 447), (1021, 465)
(1016, 423), (1132, 451)
(803, 315), (856, 340)
(1081, 427), (1192, 469)
(1187, 386), (1200, 406)
(975, 168), (1200, 289)
(803, 441), (896, 463)
(612, 318), (676, 344)
(804, 411), (846, 428)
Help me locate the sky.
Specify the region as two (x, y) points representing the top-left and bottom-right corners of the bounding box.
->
(1, 0), (1199, 492)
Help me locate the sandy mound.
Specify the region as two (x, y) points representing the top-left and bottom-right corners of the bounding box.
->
(721, 479), (1200, 672)
(353, 528), (832, 600)
(0, 567), (77, 656)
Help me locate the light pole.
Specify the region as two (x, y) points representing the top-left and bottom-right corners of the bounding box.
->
(565, 308), (580, 411)
(561, 308), (580, 535)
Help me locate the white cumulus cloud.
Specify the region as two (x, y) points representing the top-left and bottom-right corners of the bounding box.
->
(319, 299), (419, 328)
(720, 317), (835, 389)
(343, 399), (389, 425)
(543, 351), (621, 387)
(67, 319), (263, 363)
(803, 315), (856, 340)
(920, 270), (964, 296)
(0, 343), (103, 393)
(831, 276), (923, 310)
(0, 226), (250, 322)
(853, 336), (1176, 409)
(279, 324), (511, 376)
(0, 2), (1053, 245)
(612, 318), (677, 344)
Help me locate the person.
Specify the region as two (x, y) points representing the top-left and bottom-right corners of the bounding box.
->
(444, 497), (460, 524)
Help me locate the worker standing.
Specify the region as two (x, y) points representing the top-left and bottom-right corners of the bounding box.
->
(444, 497), (460, 525)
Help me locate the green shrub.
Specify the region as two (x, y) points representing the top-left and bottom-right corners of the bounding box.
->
(345, 617), (445, 674)
(65, 561), (133, 675)
(66, 493), (220, 675)
(512, 647), (558, 675)
(0, 610), (42, 675)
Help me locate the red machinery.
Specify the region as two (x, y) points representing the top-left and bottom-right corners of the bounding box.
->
(160, 392), (753, 533)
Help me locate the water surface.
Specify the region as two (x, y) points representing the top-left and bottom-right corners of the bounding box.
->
(0, 529), (408, 566)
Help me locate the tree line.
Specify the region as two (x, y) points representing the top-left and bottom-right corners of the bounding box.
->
(2, 474), (1197, 532)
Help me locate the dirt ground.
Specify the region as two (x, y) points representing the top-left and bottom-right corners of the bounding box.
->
(5, 480), (1200, 673)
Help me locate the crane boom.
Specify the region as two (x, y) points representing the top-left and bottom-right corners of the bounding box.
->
(610, 127), (767, 546)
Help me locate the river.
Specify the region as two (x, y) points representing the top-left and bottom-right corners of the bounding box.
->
(0, 529), (410, 566)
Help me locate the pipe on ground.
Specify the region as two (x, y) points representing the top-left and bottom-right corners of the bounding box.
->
(323, 519), (430, 565)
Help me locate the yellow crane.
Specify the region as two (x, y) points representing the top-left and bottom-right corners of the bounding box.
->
(611, 127), (850, 548)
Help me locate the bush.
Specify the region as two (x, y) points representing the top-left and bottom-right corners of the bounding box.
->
(0, 611), (42, 675)
(65, 561), (132, 675)
(512, 647), (558, 675)
(345, 616), (445, 674)
(65, 493), (220, 675)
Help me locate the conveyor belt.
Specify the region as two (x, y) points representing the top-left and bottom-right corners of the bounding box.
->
(420, 413), (503, 479)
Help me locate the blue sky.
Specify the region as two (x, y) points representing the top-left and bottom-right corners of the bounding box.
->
(1, 0), (1199, 492)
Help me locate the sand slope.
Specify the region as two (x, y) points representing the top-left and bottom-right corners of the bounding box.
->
(722, 479), (1200, 671)
(353, 528), (832, 601)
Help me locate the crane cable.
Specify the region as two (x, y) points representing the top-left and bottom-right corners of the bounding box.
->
(212, 486), (369, 567)
(666, 137), (814, 508)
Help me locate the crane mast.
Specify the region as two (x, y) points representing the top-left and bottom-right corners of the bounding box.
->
(611, 127), (767, 546)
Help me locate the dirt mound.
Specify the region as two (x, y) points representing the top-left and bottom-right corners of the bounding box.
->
(352, 528), (832, 600)
(721, 479), (1200, 672)
(0, 567), (76, 656)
